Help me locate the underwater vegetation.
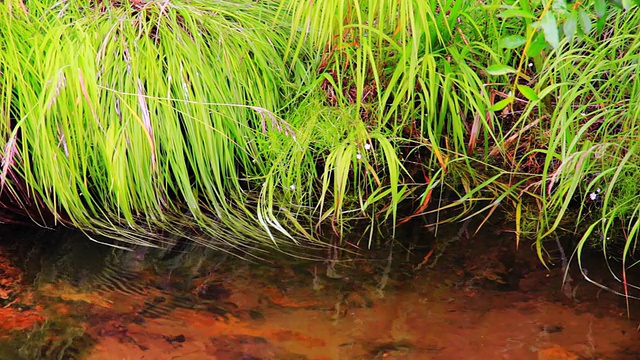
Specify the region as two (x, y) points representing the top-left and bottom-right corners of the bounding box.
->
(0, 0), (639, 296)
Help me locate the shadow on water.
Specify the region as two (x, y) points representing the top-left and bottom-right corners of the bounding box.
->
(0, 222), (639, 359)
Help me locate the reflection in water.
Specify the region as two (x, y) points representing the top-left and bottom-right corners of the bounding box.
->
(0, 224), (639, 359)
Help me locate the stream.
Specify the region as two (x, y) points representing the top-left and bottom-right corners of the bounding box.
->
(0, 223), (638, 360)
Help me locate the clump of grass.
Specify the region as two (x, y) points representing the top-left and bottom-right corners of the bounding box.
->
(0, 0), (524, 252)
(0, 0), (321, 250)
(486, 3), (640, 302)
(272, 0), (524, 241)
(2, 0), (639, 303)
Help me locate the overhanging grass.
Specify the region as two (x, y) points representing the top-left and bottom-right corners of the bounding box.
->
(0, 0), (539, 249)
(0, 0), (639, 298)
(0, 0), (318, 251)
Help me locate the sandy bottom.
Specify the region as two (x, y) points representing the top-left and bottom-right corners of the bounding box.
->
(1, 225), (639, 360)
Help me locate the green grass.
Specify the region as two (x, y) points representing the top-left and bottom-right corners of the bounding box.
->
(1, 0), (640, 302)
(485, 5), (640, 302)
(0, 0), (313, 250)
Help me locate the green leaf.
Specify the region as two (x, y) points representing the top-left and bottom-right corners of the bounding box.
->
(500, 35), (527, 49)
(526, 31), (548, 57)
(578, 9), (592, 34)
(540, 11), (559, 48)
(517, 85), (539, 101)
(596, 15), (606, 33)
(621, 0), (634, 9)
(485, 64), (517, 76)
(595, 0), (607, 17)
(609, 0), (624, 9)
(489, 97), (514, 111)
(563, 11), (578, 41)
(553, 0), (567, 12)
(497, 9), (537, 19)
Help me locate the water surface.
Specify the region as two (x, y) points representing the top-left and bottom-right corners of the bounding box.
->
(0, 224), (638, 359)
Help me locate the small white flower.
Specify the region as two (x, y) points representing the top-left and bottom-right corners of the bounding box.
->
(596, 188), (601, 193)
(364, 143), (371, 150)
(356, 153), (362, 160)
(290, 184), (296, 190)
(589, 192), (598, 201)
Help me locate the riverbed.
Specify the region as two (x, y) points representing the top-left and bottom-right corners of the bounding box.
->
(0, 223), (638, 359)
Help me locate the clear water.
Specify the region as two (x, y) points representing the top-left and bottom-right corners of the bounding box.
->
(0, 224), (638, 359)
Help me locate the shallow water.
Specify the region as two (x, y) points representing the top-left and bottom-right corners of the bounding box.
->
(0, 224), (639, 360)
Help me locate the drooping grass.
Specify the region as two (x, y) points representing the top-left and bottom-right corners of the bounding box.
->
(0, 0), (522, 252)
(1, 0), (639, 301)
(0, 0), (323, 251)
